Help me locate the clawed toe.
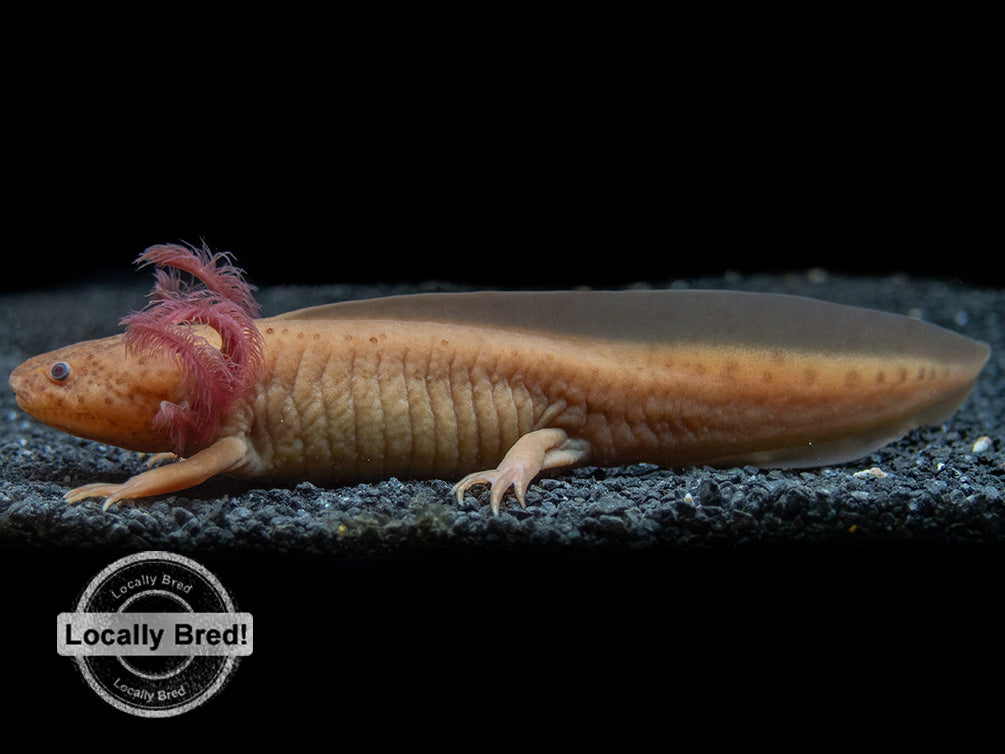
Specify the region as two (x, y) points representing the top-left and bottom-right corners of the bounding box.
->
(451, 468), (528, 514)
(64, 483), (132, 510)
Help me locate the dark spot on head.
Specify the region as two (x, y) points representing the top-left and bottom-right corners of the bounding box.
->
(266, 327), (274, 335)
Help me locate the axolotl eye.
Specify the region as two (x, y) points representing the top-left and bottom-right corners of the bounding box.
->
(49, 361), (71, 382)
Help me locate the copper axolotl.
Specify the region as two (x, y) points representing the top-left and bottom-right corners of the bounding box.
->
(9, 244), (990, 513)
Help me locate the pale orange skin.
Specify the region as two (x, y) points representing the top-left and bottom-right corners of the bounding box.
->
(10, 334), (183, 453)
(9, 290), (990, 514)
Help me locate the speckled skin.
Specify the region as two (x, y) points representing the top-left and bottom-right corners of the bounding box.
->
(9, 289), (989, 513)
(8, 333), (183, 453)
(235, 315), (987, 481)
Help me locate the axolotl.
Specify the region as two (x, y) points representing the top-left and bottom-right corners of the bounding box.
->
(9, 244), (990, 513)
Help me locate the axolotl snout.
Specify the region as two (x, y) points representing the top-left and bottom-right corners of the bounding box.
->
(11, 333), (186, 453)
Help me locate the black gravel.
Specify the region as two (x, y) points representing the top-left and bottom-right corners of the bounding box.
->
(2, 271), (1002, 557)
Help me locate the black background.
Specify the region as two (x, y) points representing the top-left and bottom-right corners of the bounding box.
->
(9, 138), (997, 295)
(7, 48), (997, 295)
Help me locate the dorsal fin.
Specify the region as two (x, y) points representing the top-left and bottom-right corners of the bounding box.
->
(269, 290), (989, 367)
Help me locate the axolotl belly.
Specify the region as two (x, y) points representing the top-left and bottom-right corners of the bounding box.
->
(8, 245), (990, 513)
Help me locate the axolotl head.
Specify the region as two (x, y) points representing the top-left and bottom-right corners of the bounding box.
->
(10, 243), (265, 457)
(9, 333), (186, 453)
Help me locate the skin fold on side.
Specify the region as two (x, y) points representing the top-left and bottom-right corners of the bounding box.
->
(7, 248), (991, 513)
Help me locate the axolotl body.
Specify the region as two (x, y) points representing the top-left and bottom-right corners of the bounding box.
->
(9, 245), (990, 513)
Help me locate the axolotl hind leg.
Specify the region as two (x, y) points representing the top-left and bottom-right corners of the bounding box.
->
(452, 428), (591, 514)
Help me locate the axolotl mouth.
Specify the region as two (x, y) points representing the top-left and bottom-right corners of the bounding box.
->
(10, 363), (81, 434)
(9, 356), (66, 416)
(6, 334), (190, 454)
(10, 365), (31, 410)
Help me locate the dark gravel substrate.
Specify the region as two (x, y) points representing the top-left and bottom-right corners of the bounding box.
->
(2, 271), (1001, 556)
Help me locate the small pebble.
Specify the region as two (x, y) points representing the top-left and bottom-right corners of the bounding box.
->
(972, 436), (992, 454)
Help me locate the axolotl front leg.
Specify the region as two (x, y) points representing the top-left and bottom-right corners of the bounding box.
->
(64, 436), (250, 511)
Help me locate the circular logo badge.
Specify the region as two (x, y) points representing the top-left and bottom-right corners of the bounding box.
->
(57, 551), (253, 717)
